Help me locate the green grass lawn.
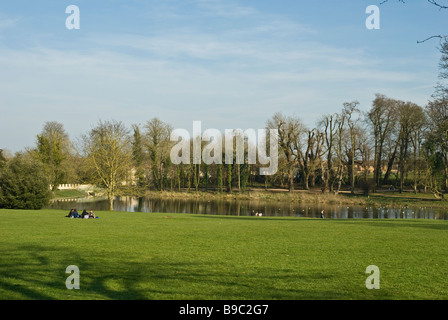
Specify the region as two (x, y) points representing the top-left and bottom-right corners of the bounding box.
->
(0, 209), (447, 300)
(52, 189), (87, 200)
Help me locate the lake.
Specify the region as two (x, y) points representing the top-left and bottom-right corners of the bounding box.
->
(47, 196), (448, 220)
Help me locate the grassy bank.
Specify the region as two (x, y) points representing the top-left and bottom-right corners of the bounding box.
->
(143, 189), (367, 205)
(1, 209), (447, 300)
(365, 191), (448, 208)
(52, 189), (87, 200)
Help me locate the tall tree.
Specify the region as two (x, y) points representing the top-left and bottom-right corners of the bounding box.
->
(227, 163), (232, 193)
(81, 120), (132, 210)
(131, 124), (146, 189)
(0, 149), (7, 168)
(368, 94), (398, 187)
(217, 163), (223, 192)
(343, 101), (361, 194)
(240, 161), (250, 192)
(396, 102), (426, 193)
(267, 112), (305, 192)
(319, 113), (339, 192)
(425, 97), (448, 193)
(145, 118), (172, 191)
(410, 108), (428, 193)
(302, 128), (325, 190)
(439, 40), (448, 80)
(334, 111), (347, 193)
(432, 39), (448, 99)
(358, 127), (374, 193)
(33, 121), (70, 191)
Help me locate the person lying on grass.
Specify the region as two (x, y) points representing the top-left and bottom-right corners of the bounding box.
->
(66, 209), (98, 219)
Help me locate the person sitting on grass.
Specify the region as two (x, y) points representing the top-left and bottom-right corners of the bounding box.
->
(89, 210), (96, 219)
(66, 209), (74, 218)
(81, 209), (89, 219)
(72, 209), (80, 218)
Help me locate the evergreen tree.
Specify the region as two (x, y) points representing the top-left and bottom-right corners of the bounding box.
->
(0, 153), (51, 209)
(217, 163), (223, 192)
(227, 163), (232, 193)
(132, 124), (146, 188)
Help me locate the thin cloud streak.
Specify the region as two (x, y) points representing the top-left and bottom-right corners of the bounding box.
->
(0, 0), (441, 152)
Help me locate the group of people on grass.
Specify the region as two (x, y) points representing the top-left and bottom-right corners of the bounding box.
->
(66, 208), (98, 219)
(250, 210), (263, 216)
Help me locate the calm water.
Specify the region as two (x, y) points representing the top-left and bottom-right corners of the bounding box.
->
(47, 196), (448, 220)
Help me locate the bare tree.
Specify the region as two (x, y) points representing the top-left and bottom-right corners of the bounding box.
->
(434, 40), (448, 98)
(81, 120), (132, 210)
(343, 101), (361, 194)
(319, 113), (339, 193)
(334, 111), (347, 194)
(302, 128), (325, 190)
(396, 102), (426, 193)
(267, 112), (305, 192)
(368, 94), (398, 187)
(358, 127), (374, 193)
(425, 97), (448, 194)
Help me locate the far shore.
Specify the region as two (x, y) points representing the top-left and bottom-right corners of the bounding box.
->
(51, 186), (448, 209)
(114, 186), (448, 209)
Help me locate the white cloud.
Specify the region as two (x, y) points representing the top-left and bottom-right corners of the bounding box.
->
(194, 0), (258, 18)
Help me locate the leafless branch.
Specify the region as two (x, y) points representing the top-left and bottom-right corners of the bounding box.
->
(380, 0), (447, 43)
(428, 0), (448, 10)
(380, 0), (447, 8)
(417, 35), (447, 44)
(380, 0), (405, 4)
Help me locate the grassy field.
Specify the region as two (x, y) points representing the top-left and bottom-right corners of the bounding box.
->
(52, 189), (87, 200)
(0, 209), (447, 300)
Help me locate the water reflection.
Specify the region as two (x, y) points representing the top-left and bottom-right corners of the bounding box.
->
(47, 196), (448, 220)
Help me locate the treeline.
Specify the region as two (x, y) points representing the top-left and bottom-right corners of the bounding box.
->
(269, 95), (448, 198)
(0, 92), (447, 210)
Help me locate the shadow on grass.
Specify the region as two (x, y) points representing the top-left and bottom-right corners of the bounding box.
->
(330, 218), (448, 231)
(0, 244), (193, 299)
(364, 221), (448, 231)
(0, 243), (385, 300)
(0, 244), (71, 299)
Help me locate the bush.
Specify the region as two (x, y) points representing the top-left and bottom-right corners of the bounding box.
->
(0, 154), (51, 209)
(360, 179), (375, 195)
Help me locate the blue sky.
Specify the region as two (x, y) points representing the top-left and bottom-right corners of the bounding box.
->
(0, 0), (446, 152)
